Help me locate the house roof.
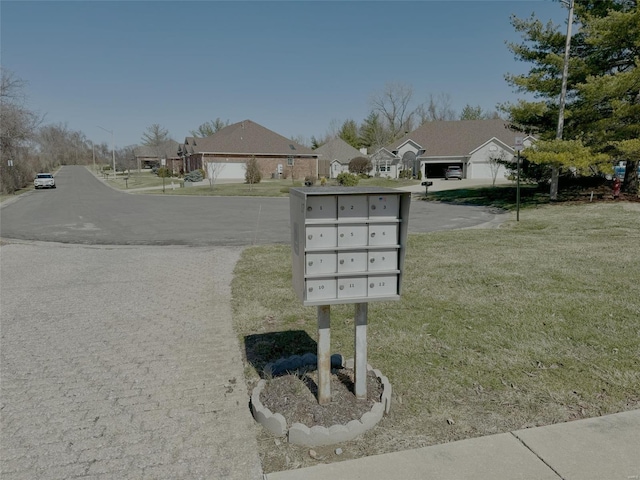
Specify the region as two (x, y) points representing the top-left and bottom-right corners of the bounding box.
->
(182, 120), (317, 157)
(389, 119), (524, 157)
(134, 140), (180, 159)
(315, 137), (363, 165)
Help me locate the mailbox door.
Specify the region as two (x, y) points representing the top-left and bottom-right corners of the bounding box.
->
(306, 252), (337, 275)
(368, 275), (398, 297)
(306, 226), (337, 249)
(337, 276), (367, 299)
(306, 278), (337, 302)
(337, 224), (368, 247)
(306, 196), (337, 220)
(369, 195), (399, 219)
(368, 223), (398, 246)
(368, 249), (398, 272)
(337, 251), (368, 273)
(337, 195), (368, 220)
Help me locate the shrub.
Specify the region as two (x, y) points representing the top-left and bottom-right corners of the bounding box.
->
(184, 169), (203, 182)
(157, 167), (172, 178)
(336, 172), (359, 186)
(245, 157), (262, 185)
(348, 156), (372, 175)
(320, 176), (327, 186)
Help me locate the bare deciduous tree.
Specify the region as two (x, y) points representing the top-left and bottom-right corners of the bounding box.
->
(190, 118), (230, 137)
(487, 150), (509, 186)
(416, 93), (457, 124)
(205, 161), (226, 190)
(370, 82), (416, 140)
(0, 69), (43, 193)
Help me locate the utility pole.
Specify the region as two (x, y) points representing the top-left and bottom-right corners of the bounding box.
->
(551, 0), (575, 200)
(97, 126), (116, 181)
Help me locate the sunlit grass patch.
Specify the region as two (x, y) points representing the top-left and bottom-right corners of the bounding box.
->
(232, 202), (640, 468)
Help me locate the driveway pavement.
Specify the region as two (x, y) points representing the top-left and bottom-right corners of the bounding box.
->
(1, 242), (263, 479)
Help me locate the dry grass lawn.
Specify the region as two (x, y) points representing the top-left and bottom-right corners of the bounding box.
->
(231, 202), (640, 473)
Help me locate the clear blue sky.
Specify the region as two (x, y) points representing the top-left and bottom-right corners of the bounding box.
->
(1, 1), (567, 149)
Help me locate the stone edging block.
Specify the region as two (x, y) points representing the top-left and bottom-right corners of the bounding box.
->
(250, 355), (392, 447)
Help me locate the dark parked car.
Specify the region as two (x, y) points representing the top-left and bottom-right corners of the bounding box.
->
(444, 166), (462, 180)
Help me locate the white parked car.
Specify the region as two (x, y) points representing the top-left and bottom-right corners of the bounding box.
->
(34, 173), (56, 189)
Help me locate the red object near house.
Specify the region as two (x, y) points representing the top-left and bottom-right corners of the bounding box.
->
(613, 177), (621, 198)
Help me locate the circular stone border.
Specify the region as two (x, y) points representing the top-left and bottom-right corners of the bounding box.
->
(250, 354), (392, 447)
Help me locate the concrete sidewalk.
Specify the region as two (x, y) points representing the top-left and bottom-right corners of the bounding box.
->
(265, 409), (640, 480)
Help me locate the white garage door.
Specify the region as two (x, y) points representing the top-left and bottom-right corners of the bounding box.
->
(206, 162), (246, 180)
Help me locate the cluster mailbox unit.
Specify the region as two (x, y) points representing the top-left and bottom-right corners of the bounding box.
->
(290, 187), (411, 306)
(290, 187), (411, 404)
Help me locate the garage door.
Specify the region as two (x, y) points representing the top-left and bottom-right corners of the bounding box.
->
(206, 162), (246, 180)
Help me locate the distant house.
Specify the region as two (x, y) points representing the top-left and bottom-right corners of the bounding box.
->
(133, 140), (181, 172)
(314, 138), (365, 178)
(370, 148), (402, 179)
(177, 120), (319, 180)
(387, 119), (533, 180)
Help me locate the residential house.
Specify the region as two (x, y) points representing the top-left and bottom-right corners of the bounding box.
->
(370, 148), (402, 179)
(387, 119), (533, 180)
(177, 120), (319, 180)
(314, 138), (365, 178)
(133, 140), (181, 173)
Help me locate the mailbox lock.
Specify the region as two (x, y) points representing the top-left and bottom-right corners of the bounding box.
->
(370, 232), (376, 238)
(308, 287), (314, 292)
(339, 285), (344, 291)
(371, 205), (376, 210)
(307, 206), (312, 212)
(370, 258), (375, 263)
(340, 206), (345, 211)
(339, 233), (344, 238)
(308, 234), (312, 240)
(339, 259), (344, 265)
(308, 261), (313, 266)
(369, 283), (375, 288)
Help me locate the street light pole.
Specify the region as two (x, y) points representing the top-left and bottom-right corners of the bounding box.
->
(97, 125), (116, 180)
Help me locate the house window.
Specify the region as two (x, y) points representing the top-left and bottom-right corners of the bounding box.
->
(378, 160), (390, 172)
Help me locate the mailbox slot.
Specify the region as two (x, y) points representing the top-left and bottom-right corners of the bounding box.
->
(306, 225), (337, 249)
(306, 252), (337, 275)
(337, 251), (368, 273)
(368, 249), (398, 272)
(338, 195), (368, 220)
(337, 276), (367, 298)
(306, 278), (337, 302)
(369, 195), (399, 219)
(337, 224), (368, 247)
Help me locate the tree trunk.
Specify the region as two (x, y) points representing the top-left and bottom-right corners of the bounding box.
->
(550, 164), (560, 200)
(622, 160), (638, 195)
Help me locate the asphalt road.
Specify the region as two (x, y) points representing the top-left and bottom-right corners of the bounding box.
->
(0, 166), (507, 245)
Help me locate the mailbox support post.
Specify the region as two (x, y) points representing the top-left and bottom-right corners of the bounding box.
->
(354, 303), (368, 399)
(317, 305), (331, 405)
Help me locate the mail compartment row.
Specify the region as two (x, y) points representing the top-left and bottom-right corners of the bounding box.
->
(306, 223), (398, 249)
(305, 275), (399, 302)
(306, 195), (400, 220)
(306, 249), (398, 275)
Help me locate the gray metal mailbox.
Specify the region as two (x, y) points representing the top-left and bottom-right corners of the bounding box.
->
(290, 187), (411, 306)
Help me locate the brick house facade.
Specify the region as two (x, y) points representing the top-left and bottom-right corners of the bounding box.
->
(178, 120), (318, 180)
